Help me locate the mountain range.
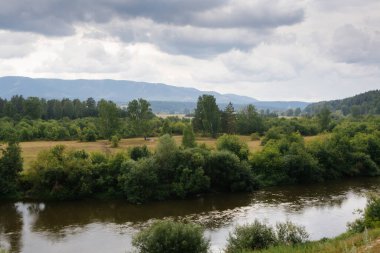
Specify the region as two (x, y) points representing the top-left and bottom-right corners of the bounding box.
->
(0, 76), (309, 113)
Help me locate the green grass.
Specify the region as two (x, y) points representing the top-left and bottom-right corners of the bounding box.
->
(248, 228), (380, 253)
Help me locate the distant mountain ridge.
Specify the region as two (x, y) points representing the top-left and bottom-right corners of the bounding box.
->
(0, 76), (309, 112)
(304, 90), (380, 115)
(0, 76), (259, 104)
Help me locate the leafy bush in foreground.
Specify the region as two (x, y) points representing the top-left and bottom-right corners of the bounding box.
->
(226, 220), (309, 252)
(132, 220), (210, 253)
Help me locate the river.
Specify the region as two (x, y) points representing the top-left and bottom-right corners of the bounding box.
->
(0, 177), (379, 253)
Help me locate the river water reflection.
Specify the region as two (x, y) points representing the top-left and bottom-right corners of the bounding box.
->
(1, 177), (379, 253)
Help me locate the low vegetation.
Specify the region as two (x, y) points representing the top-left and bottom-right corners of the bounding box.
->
(132, 220), (210, 253)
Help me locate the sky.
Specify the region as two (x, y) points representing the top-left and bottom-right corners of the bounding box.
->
(0, 0), (379, 101)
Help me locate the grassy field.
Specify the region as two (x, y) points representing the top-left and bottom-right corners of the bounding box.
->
(19, 135), (263, 169)
(17, 134), (328, 169)
(251, 228), (380, 253)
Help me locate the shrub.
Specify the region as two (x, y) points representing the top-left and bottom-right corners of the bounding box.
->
(348, 194), (380, 232)
(130, 145), (151, 161)
(111, 135), (120, 148)
(276, 221), (309, 245)
(118, 158), (159, 203)
(205, 150), (256, 192)
(216, 134), (249, 160)
(182, 124), (196, 148)
(226, 220), (277, 252)
(226, 220), (309, 252)
(250, 132), (260, 141)
(132, 220), (209, 253)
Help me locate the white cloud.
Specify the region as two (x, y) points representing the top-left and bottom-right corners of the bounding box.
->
(0, 0), (379, 101)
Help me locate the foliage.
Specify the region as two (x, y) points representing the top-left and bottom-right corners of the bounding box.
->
(182, 124), (196, 148)
(226, 220), (277, 252)
(250, 132), (260, 141)
(118, 158), (159, 203)
(0, 142), (23, 197)
(236, 105), (265, 135)
(205, 150), (256, 192)
(276, 221), (309, 245)
(216, 134), (249, 160)
(304, 89), (380, 116)
(226, 220), (309, 252)
(348, 194), (380, 233)
(110, 135), (120, 148)
(317, 107), (331, 131)
(132, 220), (210, 253)
(221, 102), (237, 134)
(129, 145), (151, 161)
(193, 95), (221, 138)
(126, 98), (154, 140)
(98, 99), (120, 140)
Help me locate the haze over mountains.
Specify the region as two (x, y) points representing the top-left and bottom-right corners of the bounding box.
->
(0, 76), (309, 113)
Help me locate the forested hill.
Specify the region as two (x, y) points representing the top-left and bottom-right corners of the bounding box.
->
(304, 90), (380, 116)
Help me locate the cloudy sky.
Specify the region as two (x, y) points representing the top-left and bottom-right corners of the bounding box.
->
(0, 0), (379, 101)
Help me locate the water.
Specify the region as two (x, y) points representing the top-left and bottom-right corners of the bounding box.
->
(1, 177), (379, 253)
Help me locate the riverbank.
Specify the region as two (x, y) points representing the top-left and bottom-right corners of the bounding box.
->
(253, 227), (380, 253)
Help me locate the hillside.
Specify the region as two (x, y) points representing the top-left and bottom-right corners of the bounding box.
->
(304, 90), (380, 115)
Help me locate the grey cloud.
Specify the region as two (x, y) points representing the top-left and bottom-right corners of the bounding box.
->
(103, 19), (271, 57)
(330, 24), (380, 64)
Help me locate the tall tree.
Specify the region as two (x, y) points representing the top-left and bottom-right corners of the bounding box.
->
(98, 100), (120, 140)
(193, 95), (221, 138)
(127, 98), (154, 140)
(182, 124), (196, 148)
(236, 104), (264, 135)
(317, 107), (331, 131)
(221, 102), (236, 134)
(0, 141), (23, 196)
(23, 97), (43, 119)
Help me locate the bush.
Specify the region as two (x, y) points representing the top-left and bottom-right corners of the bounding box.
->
(205, 150), (256, 192)
(348, 194), (380, 232)
(130, 145), (151, 161)
(226, 220), (277, 252)
(132, 220), (210, 253)
(182, 124), (196, 148)
(118, 158), (159, 203)
(250, 132), (260, 141)
(216, 134), (249, 160)
(111, 135), (120, 148)
(226, 220), (309, 252)
(276, 221), (309, 245)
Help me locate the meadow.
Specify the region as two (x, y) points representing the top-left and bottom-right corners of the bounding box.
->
(17, 134), (326, 169)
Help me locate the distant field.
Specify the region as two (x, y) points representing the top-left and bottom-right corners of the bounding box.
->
(20, 135), (263, 169)
(19, 134), (329, 169)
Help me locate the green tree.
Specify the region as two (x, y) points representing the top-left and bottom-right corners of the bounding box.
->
(236, 105), (264, 135)
(193, 95), (221, 138)
(23, 97), (43, 119)
(0, 142), (23, 197)
(98, 100), (120, 140)
(127, 98), (154, 140)
(221, 102), (237, 134)
(317, 107), (331, 131)
(182, 124), (196, 148)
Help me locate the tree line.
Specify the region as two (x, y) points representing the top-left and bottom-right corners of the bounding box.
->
(0, 94), (328, 143)
(1, 115), (379, 201)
